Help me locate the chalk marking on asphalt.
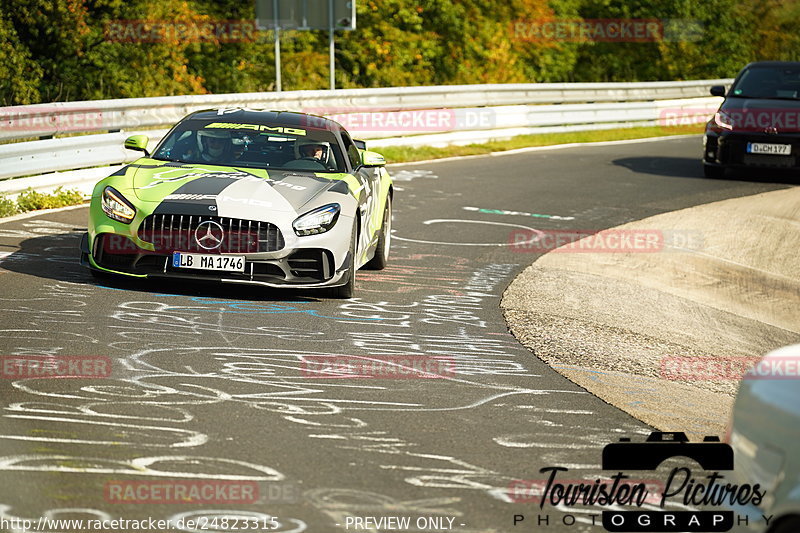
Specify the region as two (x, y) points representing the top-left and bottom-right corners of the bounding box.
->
(393, 219), (543, 247)
(463, 206), (575, 221)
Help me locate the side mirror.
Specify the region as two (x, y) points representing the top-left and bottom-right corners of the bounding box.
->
(710, 85), (726, 97)
(361, 150), (386, 167)
(124, 135), (150, 157)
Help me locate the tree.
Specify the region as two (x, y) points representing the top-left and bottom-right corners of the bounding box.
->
(0, 8), (41, 105)
(0, 0), (796, 104)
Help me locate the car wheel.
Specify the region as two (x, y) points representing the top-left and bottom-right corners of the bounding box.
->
(365, 196), (391, 271)
(703, 164), (726, 179)
(770, 517), (800, 533)
(328, 221), (357, 299)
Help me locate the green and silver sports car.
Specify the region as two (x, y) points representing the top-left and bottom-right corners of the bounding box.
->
(80, 109), (393, 298)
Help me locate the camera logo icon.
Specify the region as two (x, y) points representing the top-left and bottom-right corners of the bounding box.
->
(602, 432), (733, 471)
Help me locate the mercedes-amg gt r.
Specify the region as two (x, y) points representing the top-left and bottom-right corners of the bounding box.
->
(80, 109), (393, 298)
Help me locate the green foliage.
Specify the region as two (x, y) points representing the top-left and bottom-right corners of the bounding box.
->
(0, 194), (19, 218)
(0, 9), (41, 105)
(0, 0), (797, 103)
(378, 123), (701, 163)
(15, 187), (85, 212)
(336, 0), (441, 87)
(569, 0), (800, 81)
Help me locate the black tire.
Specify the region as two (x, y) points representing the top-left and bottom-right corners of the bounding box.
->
(365, 196), (391, 271)
(327, 222), (357, 299)
(703, 164), (726, 179)
(770, 517), (800, 533)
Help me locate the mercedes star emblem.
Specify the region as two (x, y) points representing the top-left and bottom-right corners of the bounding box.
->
(195, 220), (224, 250)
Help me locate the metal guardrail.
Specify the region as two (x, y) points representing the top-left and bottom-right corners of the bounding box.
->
(0, 132), (140, 180)
(0, 79), (731, 194)
(0, 80), (731, 141)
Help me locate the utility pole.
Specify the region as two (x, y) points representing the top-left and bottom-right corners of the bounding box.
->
(273, 0), (281, 92)
(256, 0), (355, 92)
(329, 0), (335, 90)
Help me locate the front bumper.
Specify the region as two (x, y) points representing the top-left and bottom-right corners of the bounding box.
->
(704, 130), (800, 171)
(81, 215), (354, 289)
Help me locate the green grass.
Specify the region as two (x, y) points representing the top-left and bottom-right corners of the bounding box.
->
(0, 187), (86, 218)
(377, 124), (703, 163)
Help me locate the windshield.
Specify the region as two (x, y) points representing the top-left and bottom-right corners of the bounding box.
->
(152, 119), (346, 172)
(729, 65), (800, 99)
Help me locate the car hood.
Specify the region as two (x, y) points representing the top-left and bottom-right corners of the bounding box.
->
(129, 161), (350, 218)
(721, 96), (800, 111)
(720, 97), (800, 132)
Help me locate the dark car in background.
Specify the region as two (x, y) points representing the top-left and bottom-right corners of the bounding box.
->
(703, 61), (800, 178)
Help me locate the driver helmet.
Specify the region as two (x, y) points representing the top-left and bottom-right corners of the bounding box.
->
(295, 139), (330, 163)
(197, 129), (232, 160)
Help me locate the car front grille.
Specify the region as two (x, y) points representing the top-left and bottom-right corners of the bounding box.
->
(139, 214), (284, 253)
(92, 232), (333, 284)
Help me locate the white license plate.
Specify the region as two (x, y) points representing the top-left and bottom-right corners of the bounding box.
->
(747, 142), (791, 155)
(172, 252), (245, 272)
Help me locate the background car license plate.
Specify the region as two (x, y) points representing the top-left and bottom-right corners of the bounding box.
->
(172, 252), (245, 272)
(747, 142), (791, 155)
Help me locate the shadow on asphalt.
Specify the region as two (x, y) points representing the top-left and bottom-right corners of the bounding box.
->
(614, 156), (800, 184)
(2, 232), (326, 303)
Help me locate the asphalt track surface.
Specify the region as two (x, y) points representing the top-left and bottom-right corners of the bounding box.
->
(0, 136), (791, 533)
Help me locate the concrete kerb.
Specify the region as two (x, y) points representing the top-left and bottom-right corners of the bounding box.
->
(501, 186), (800, 439)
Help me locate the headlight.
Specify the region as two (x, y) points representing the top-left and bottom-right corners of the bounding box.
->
(101, 186), (136, 223)
(714, 111), (734, 131)
(293, 203), (340, 236)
